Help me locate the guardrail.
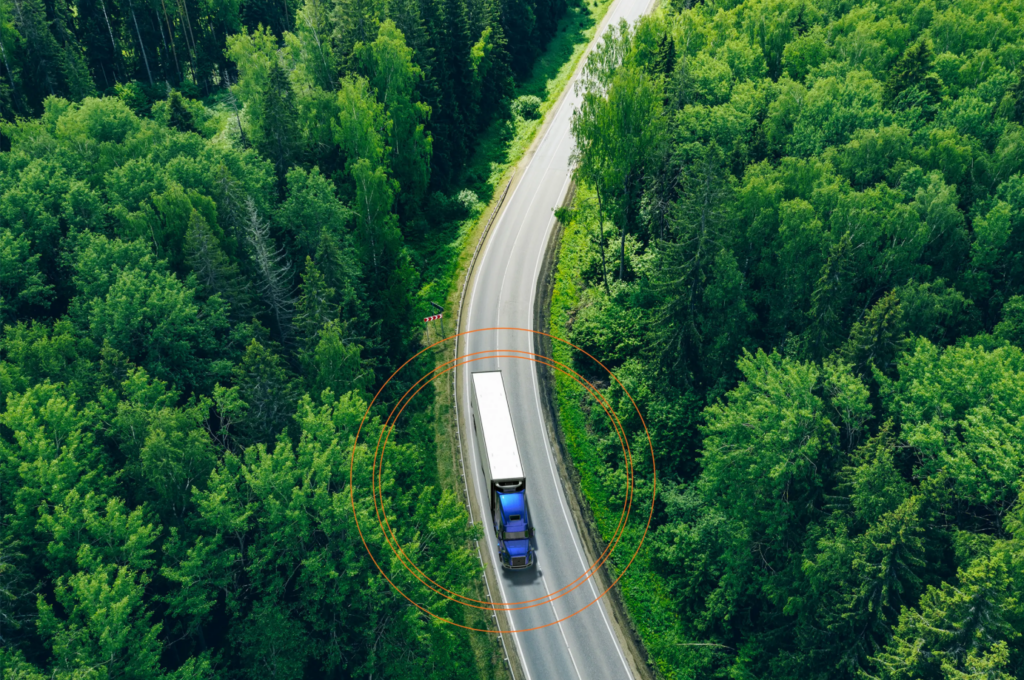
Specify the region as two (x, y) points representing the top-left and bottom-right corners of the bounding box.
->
(452, 172), (516, 679)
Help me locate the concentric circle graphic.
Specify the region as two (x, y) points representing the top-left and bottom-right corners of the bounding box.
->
(374, 349), (630, 612)
(349, 327), (656, 634)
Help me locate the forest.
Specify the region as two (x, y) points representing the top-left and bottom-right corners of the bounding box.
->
(0, 0), (581, 673)
(556, 0), (1024, 677)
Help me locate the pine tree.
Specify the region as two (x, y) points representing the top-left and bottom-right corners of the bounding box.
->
(805, 232), (856, 360)
(51, 0), (95, 99)
(167, 90), (198, 133)
(294, 256), (337, 351)
(1009, 64), (1024, 123)
(12, 0), (63, 101)
(884, 39), (942, 114)
(232, 340), (298, 443)
(184, 209), (245, 308)
(472, 0), (514, 127)
(422, 0), (474, 185)
(654, 33), (675, 78)
(839, 290), (910, 377)
(242, 197), (295, 339)
(258, 63), (302, 181)
(331, 0), (384, 59)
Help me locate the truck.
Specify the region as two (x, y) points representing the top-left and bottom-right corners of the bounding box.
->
(470, 370), (535, 569)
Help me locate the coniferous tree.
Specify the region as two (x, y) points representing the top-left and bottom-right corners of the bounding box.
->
(422, 0), (474, 185)
(472, 0), (515, 127)
(258, 63), (303, 181)
(654, 33), (675, 77)
(167, 90), (197, 133)
(1009, 64), (1024, 123)
(331, 0), (384, 59)
(294, 256), (337, 350)
(232, 339), (299, 443)
(884, 39), (942, 114)
(50, 0), (95, 99)
(242, 197), (295, 339)
(11, 0), (63, 102)
(184, 208), (245, 308)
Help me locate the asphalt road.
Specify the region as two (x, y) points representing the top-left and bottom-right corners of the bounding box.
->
(458, 0), (654, 676)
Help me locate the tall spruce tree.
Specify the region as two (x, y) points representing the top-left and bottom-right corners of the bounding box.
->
(884, 39), (942, 114)
(258, 63), (303, 182)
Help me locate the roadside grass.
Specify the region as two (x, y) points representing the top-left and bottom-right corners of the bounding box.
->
(549, 187), (686, 679)
(402, 0), (619, 674)
(410, 0), (619, 334)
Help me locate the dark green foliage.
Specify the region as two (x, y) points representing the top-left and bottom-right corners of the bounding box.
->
(0, 0), (571, 195)
(257, 63), (302, 181)
(166, 91), (197, 134)
(884, 39), (943, 115)
(0, 76), (502, 675)
(654, 33), (675, 77)
(561, 3), (1024, 678)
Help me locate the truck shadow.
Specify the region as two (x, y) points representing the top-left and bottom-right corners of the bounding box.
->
(503, 565), (542, 587)
(502, 535), (542, 586)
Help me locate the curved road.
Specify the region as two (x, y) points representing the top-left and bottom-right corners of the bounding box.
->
(458, 0), (655, 676)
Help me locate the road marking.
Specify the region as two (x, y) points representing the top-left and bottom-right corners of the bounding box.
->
(540, 571), (584, 680)
(527, 175), (635, 679)
(459, 0), (653, 676)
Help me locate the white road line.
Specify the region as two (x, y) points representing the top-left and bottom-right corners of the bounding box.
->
(527, 173), (634, 679)
(540, 571), (584, 680)
(458, 0), (652, 676)
(468, 438), (535, 680)
(494, 124), (572, 354)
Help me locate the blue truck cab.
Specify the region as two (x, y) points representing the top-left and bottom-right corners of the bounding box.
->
(495, 490), (533, 569)
(471, 370), (537, 570)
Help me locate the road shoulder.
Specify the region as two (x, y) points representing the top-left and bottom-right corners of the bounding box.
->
(532, 183), (657, 680)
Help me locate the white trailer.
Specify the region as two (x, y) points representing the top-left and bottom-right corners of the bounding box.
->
(471, 370), (534, 568)
(470, 370), (526, 510)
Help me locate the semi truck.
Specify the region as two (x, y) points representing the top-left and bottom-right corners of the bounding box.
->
(470, 370), (535, 569)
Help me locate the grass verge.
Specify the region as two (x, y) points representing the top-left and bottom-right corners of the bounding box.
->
(548, 189), (685, 679)
(411, 0), (619, 675)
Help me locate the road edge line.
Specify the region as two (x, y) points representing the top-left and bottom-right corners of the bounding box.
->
(532, 182), (659, 680)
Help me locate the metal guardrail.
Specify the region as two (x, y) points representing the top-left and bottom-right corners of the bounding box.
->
(452, 173), (516, 679)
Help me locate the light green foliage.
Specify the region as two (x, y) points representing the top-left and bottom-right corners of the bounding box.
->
(333, 74), (388, 167)
(354, 20), (432, 205)
(882, 339), (1024, 507)
(225, 26), (279, 111)
(572, 20), (665, 281)
(700, 351), (832, 552)
(37, 564), (165, 679)
(284, 0), (338, 92)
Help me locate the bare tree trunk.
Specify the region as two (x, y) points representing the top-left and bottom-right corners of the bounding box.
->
(619, 172), (631, 281)
(159, 0), (182, 80)
(128, 0), (155, 85)
(97, 0), (122, 80)
(595, 188), (609, 294)
(174, 0), (200, 84)
(154, 8), (172, 80)
(177, 0), (198, 65)
(0, 39), (17, 101)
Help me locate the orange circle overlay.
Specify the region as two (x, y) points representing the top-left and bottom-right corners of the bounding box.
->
(372, 349), (633, 611)
(348, 327), (656, 634)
